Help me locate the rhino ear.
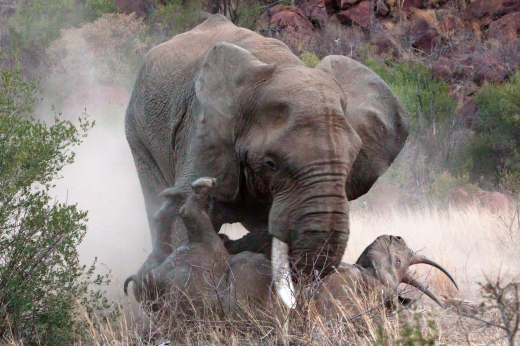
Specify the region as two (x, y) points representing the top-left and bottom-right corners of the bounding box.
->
(194, 43), (276, 201)
(317, 56), (408, 200)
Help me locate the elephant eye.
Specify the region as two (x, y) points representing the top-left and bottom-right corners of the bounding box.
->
(395, 258), (401, 266)
(264, 158), (278, 171)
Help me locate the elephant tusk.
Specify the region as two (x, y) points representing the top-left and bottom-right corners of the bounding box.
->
(410, 253), (459, 290)
(401, 272), (444, 308)
(272, 237), (296, 309)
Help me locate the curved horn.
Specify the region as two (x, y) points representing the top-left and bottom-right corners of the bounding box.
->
(401, 273), (444, 307)
(411, 253), (459, 290)
(272, 238), (296, 309)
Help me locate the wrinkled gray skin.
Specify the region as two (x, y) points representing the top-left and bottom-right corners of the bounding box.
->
(124, 178), (273, 315)
(125, 178), (457, 317)
(125, 14), (408, 280)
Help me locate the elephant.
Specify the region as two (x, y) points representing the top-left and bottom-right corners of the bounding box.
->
(125, 178), (458, 318)
(124, 14), (408, 302)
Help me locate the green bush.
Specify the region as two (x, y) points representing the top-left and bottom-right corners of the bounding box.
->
(0, 64), (114, 344)
(8, 0), (118, 61)
(365, 59), (459, 194)
(150, 0), (208, 38)
(458, 73), (520, 190)
(300, 51), (320, 68)
(9, 0), (83, 55)
(365, 59), (455, 133)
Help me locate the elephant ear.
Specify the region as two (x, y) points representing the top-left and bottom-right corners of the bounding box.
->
(317, 56), (408, 200)
(194, 42), (276, 201)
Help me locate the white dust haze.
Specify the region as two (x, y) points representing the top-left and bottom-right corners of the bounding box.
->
(47, 85), (151, 300)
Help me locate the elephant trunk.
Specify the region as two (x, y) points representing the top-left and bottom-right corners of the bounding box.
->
(269, 176), (350, 278)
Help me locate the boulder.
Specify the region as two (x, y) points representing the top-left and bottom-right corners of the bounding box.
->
(464, 0), (520, 22)
(472, 52), (506, 84)
(339, 0), (362, 10)
(270, 7), (315, 34)
(450, 185), (511, 213)
(410, 15), (440, 52)
(477, 190), (511, 212)
(376, 0), (390, 17)
(337, 0), (373, 30)
(432, 56), (455, 80)
(403, 0), (424, 15)
(487, 11), (520, 41)
(297, 0), (328, 29)
(372, 35), (395, 55)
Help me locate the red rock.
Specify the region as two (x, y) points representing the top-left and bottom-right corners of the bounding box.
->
(372, 35), (394, 55)
(339, 0), (361, 10)
(403, 0), (423, 15)
(337, 0), (373, 30)
(265, 3), (287, 18)
(438, 14), (461, 35)
(487, 11), (520, 41)
(410, 17), (440, 52)
(270, 8), (314, 34)
(297, 0), (328, 29)
(472, 52), (505, 84)
(464, 0), (520, 21)
(376, 0), (390, 17)
(477, 190), (511, 212)
(432, 56), (453, 80)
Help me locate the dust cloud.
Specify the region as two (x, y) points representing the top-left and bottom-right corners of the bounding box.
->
(47, 85), (151, 300)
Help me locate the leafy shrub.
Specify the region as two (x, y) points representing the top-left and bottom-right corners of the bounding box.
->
(365, 59), (456, 133)
(47, 13), (152, 94)
(150, 0), (209, 38)
(300, 51), (320, 68)
(85, 0), (118, 19)
(425, 171), (470, 203)
(8, 0), (84, 56)
(365, 59), (460, 195)
(459, 73), (520, 190)
(0, 64), (113, 344)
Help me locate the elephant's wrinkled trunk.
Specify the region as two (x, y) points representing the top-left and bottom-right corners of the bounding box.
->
(269, 176), (350, 278)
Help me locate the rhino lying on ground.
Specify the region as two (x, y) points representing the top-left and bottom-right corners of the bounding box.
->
(124, 178), (457, 317)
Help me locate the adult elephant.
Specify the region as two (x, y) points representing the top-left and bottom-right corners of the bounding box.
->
(125, 14), (408, 297)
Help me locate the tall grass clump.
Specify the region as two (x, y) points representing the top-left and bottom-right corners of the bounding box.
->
(0, 64), (115, 344)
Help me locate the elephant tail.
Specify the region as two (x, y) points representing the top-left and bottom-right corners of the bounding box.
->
(124, 275), (137, 296)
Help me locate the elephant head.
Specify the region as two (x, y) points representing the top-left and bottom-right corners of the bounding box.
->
(355, 235), (458, 307)
(314, 235), (458, 316)
(192, 42), (408, 291)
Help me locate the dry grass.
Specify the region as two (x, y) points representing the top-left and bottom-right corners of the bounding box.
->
(6, 202), (518, 345)
(62, 201), (517, 345)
